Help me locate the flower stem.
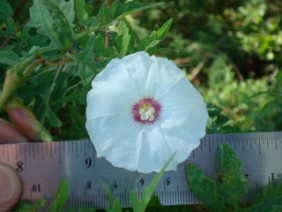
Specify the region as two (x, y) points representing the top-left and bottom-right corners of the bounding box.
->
(22, 58), (45, 76)
(0, 69), (21, 109)
(0, 58), (44, 109)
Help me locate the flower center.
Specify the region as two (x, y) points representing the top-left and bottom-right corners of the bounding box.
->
(132, 98), (161, 124)
(140, 103), (155, 121)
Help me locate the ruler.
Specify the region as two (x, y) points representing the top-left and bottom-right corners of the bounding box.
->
(0, 132), (282, 209)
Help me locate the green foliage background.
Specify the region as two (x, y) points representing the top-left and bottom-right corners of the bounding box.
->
(1, 0), (281, 138)
(137, 0), (282, 132)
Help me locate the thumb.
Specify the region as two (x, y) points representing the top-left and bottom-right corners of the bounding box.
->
(0, 163), (22, 212)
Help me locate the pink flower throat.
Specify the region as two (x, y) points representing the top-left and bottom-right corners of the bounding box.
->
(132, 98), (161, 124)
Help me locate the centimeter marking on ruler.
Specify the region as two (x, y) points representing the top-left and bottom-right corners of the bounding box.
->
(0, 132), (282, 209)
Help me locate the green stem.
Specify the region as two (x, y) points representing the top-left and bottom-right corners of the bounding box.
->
(0, 70), (21, 109)
(22, 58), (45, 76)
(41, 65), (63, 124)
(0, 58), (45, 109)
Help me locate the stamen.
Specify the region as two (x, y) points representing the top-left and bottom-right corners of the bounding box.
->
(132, 98), (161, 124)
(140, 107), (155, 121)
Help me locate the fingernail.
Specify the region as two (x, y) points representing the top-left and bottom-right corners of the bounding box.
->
(5, 100), (52, 142)
(0, 164), (22, 212)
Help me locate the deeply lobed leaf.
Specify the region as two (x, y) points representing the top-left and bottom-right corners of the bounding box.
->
(219, 143), (248, 210)
(28, 0), (64, 50)
(186, 163), (224, 211)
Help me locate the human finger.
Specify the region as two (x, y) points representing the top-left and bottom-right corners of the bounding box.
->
(5, 100), (52, 142)
(0, 163), (22, 212)
(0, 118), (28, 144)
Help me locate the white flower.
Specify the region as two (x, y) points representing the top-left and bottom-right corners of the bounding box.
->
(86, 51), (208, 173)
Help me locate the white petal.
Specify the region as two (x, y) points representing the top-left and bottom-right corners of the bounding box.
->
(161, 77), (205, 106)
(133, 125), (175, 173)
(160, 80), (208, 138)
(86, 114), (133, 156)
(149, 57), (189, 100)
(86, 89), (130, 119)
(121, 51), (153, 97)
(93, 58), (139, 103)
(95, 121), (176, 173)
(162, 132), (201, 165)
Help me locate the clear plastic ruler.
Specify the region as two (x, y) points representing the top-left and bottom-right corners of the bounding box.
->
(0, 132), (282, 209)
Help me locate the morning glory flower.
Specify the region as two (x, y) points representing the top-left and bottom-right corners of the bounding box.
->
(86, 51), (208, 173)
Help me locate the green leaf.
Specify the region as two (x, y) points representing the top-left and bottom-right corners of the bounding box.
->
(206, 103), (241, 133)
(71, 35), (110, 85)
(130, 153), (175, 212)
(97, 3), (112, 27)
(114, 1), (164, 19)
(271, 71), (282, 98)
(0, 0), (15, 36)
(141, 18), (173, 51)
(28, 0), (64, 50)
(219, 143), (248, 210)
(156, 18), (173, 41)
(92, 34), (114, 58)
(13, 199), (46, 212)
(76, 35), (96, 61)
(116, 20), (131, 56)
(43, 0), (75, 48)
(272, 205), (282, 212)
(14, 179), (69, 211)
(246, 182), (282, 211)
(185, 163), (224, 211)
(45, 106), (62, 128)
(97, 0), (164, 27)
(146, 195), (162, 208)
(104, 186), (122, 212)
(115, 19), (145, 54)
(49, 178), (69, 211)
(75, 0), (86, 25)
(57, 105), (88, 140)
(0, 47), (20, 66)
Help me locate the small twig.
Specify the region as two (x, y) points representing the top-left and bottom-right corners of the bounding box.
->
(45, 57), (68, 67)
(106, 0), (111, 7)
(0, 17), (30, 49)
(225, 56), (244, 82)
(22, 58), (45, 76)
(105, 28), (109, 48)
(190, 60), (206, 81)
(215, 35), (245, 82)
(232, 63), (244, 82)
(104, 0), (111, 48)
(12, 0), (27, 19)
